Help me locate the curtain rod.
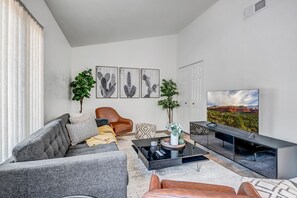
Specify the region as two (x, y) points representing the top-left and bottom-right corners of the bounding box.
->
(15, 0), (44, 30)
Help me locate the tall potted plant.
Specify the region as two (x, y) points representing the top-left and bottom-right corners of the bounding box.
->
(158, 79), (180, 123)
(70, 68), (96, 113)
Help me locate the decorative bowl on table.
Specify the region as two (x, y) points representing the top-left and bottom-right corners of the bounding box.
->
(160, 137), (185, 149)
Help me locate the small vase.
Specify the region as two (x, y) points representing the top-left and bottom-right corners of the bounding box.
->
(170, 133), (179, 145)
(178, 138), (184, 144)
(179, 132), (185, 144)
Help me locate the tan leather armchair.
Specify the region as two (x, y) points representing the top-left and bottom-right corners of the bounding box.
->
(143, 174), (261, 198)
(95, 107), (133, 136)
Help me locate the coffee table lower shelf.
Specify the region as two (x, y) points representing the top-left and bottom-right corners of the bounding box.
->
(132, 137), (208, 170)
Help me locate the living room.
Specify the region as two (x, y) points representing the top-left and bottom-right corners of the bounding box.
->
(1, 0), (297, 197)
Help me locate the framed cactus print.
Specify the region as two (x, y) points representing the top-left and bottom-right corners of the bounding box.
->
(141, 69), (160, 98)
(96, 66), (118, 98)
(119, 67), (140, 98)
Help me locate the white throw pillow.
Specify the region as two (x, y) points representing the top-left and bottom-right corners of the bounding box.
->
(242, 177), (297, 198)
(66, 118), (98, 145)
(69, 113), (93, 124)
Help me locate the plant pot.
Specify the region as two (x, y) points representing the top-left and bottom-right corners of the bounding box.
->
(170, 133), (179, 145)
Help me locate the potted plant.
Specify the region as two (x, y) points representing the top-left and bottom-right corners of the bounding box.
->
(70, 68), (96, 113)
(158, 79), (180, 123)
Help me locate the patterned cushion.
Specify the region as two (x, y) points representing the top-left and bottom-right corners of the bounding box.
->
(190, 123), (209, 135)
(242, 177), (297, 198)
(135, 123), (156, 139)
(66, 118), (98, 145)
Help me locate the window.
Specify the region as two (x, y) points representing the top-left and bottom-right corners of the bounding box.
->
(0, 0), (44, 162)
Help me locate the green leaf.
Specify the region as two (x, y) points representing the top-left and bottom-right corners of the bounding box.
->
(158, 79), (180, 111)
(70, 68), (96, 103)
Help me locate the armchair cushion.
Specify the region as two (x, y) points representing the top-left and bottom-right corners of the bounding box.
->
(110, 122), (132, 134)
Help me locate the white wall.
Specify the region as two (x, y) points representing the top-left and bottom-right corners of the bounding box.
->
(71, 35), (177, 130)
(22, 0), (72, 123)
(178, 0), (297, 143)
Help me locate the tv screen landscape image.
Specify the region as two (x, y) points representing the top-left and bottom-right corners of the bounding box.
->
(207, 89), (259, 133)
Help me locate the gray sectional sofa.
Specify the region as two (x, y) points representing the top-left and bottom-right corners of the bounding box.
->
(0, 114), (128, 198)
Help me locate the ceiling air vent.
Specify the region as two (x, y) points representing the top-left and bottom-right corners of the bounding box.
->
(244, 0), (267, 20)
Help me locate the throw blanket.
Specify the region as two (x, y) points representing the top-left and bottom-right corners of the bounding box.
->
(85, 125), (117, 147)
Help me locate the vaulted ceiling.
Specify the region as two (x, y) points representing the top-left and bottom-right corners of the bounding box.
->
(45, 0), (218, 47)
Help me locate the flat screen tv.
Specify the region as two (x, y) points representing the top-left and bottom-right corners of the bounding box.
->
(207, 89), (259, 133)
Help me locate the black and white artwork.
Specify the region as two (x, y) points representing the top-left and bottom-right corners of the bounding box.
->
(96, 66), (118, 98)
(119, 67), (140, 98)
(141, 69), (160, 98)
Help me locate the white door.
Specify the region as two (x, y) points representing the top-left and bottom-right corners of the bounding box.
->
(178, 67), (191, 132)
(177, 61), (204, 133)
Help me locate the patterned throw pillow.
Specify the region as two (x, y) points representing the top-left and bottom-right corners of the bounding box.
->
(66, 118), (98, 145)
(242, 177), (297, 198)
(135, 123), (156, 139)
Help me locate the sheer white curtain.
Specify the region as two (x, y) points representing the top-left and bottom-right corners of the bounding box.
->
(0, 0), (44, 162)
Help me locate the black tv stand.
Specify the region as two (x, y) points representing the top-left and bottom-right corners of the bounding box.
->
(190, 121), (297, 179)
(248, 133), (256, 139)
(206, 122), (217, 128)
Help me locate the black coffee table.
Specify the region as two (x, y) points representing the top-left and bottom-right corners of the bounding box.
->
(132, 137), (208, 170)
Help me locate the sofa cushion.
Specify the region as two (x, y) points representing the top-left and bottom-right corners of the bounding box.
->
(69, 113), (93, 124)
(65, 142), (118, 157)
(12, 117), (70, 162)
(66, 118), (98, 145)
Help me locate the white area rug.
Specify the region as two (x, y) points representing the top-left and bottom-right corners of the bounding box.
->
(117, 134), (242, 198)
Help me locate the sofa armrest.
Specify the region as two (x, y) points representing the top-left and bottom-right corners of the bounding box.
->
(0, 151), (127, 198)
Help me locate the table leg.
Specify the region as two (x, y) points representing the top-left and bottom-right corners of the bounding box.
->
(197, 162), (201, 172)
